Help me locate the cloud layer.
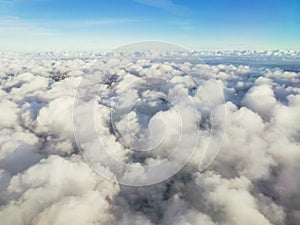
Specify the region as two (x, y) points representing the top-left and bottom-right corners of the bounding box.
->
(0, 50), (300, 224)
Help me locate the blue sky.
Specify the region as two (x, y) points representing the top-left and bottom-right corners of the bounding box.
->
(0, 0), (299, 51)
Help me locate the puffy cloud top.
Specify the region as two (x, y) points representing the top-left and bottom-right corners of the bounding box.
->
(0, 50), (300, 225)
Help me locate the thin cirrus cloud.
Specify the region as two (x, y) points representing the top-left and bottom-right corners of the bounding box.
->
(0, 16), (60, 36)
(132, 0), (189, 15)
(56, 18), (139, 28)
(0, 0), (299, 50)
(0, 0), (13, 5)
(0, 16), (139, 36)
(0, 0), (13, 14)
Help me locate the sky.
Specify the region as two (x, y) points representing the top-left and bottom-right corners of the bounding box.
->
(0, 0), (299, 51)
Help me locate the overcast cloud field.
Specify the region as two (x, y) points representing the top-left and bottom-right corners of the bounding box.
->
(0, 48), (300, 225)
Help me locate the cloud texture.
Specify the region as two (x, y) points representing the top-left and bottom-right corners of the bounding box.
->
(0, 49), (300, 224)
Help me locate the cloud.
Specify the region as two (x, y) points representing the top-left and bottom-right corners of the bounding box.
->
(0, 49), (300, 224)
(61, 18), (139, 28)
(0, 100), (19, 129)
(241, 84), (277, 120)
(0, 17), (60, 36)
(0, 16), (138, 37)
(133, 0), (189, 15)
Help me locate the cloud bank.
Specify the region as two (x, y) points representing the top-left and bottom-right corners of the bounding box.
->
(0, 49), (300, 224)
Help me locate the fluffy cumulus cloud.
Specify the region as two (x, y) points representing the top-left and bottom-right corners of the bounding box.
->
(0, 49), (300, 225)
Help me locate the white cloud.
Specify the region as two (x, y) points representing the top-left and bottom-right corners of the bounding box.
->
(0, 100), (19, 128)
(242, 84), (277, 120)
(0, 49), (300, 224)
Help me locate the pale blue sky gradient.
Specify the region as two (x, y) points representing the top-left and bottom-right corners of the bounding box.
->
(0, 0), (299, 51)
